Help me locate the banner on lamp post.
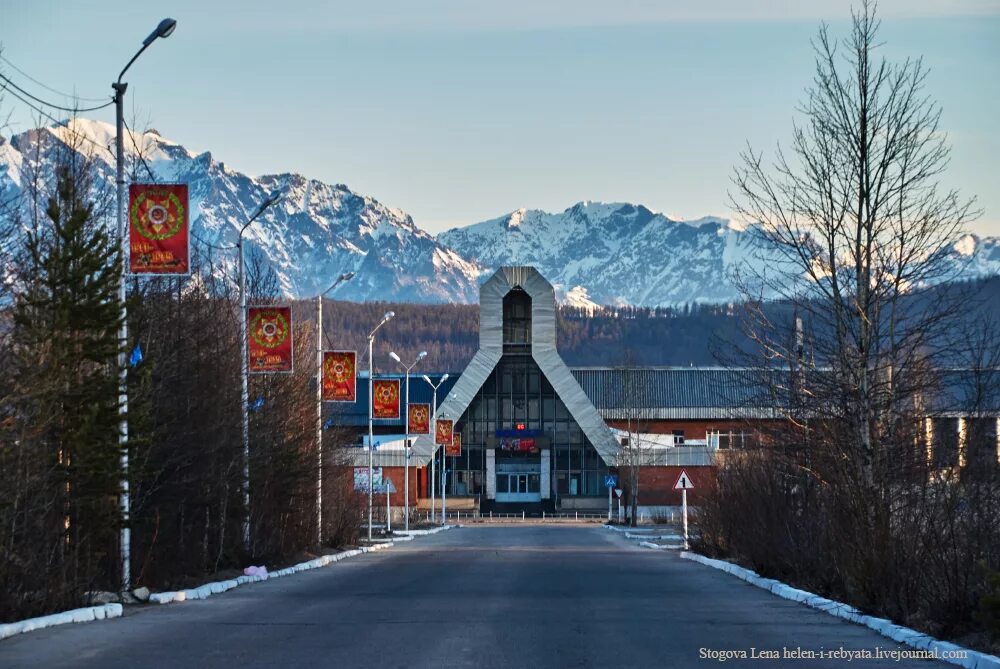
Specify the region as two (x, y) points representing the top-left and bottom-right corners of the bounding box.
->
(128, 183), (190, 275)
(323, 351), (357, 402)
(248, 306), (294, 373)
(408, 403), (430, 434)
(435, 419), (453, 447)
(372, 379), (401, 419)
(446, 432), (462, 457)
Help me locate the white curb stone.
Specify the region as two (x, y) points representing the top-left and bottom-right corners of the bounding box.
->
(0, 604), (122, 641)
(680, 551), (1000, 669)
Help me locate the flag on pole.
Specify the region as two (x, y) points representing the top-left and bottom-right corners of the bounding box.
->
(408, 403), (430, 434)
(322, 351), (356, 402)
(372, 379), (401, 419)
(128, 183), (190, 275)
(129, 343), (143, 367)
(446, 432), (462, 457)
(248, 306), (294, 373)
(435, 419), (453, 446)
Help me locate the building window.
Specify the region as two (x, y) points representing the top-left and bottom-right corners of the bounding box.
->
(503, 289), (532, 345)
(672, 429), (685, 445)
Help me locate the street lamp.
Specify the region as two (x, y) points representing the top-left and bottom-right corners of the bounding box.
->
(238, 189), (284, 552)
(389, 350), (427, 532)
(422, 373), (449, 524)
(367, 311), (395, 541)
(112, 16), (176, 593)
(315, 271), (354, 545)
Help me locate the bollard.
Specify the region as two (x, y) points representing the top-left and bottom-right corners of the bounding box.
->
(490, 511), (493, 519)
(522, 511), (525, 520)
(575, 511), (578, 520)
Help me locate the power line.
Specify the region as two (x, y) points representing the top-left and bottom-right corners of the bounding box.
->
(0, 85), (115, 160)
(0, 55), (107, 103)
(0, 72), (113, 113)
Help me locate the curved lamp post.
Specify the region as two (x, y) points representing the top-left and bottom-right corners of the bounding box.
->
(389, 350), (427, 532)
(113, 16), (176, 593)
(238, 189), (284, 552)
(315, 271), (354, 545)
(367, 311), (394, 541)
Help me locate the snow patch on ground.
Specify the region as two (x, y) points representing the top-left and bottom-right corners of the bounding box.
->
(680, 551), (999, 669)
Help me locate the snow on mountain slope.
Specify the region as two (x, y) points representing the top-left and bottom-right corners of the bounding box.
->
(0, 119), (482, 303)
(1, 121), (996, 308)
(439, 202), (1000, 307)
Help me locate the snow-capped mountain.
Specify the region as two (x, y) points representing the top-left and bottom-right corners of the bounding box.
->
(438, 202), (1000, 307)
(438, 202), (763, 306)
(0, 119), (481, 303)
(1, 120), (997, 308)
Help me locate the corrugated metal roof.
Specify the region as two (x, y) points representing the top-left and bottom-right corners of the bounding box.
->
(571, 367), (785, 419)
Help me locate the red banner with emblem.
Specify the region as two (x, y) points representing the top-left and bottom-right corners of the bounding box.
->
(446, 432), (462, 457)
(323, 351), (356, 402)
(408, 403), (430, 434)
(435, 419), (453, 446)
(372, 379), (401, 419)
(128, 183), (190, 275)
(248, 306), (293, 373)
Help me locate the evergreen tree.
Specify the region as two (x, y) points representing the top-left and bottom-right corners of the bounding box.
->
(12, 162), (123, 599)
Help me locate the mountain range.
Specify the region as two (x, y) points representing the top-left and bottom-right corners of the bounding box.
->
(1, 119), (998, 307)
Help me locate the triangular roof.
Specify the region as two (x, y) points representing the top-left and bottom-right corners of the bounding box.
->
(407, 266), (620, 466)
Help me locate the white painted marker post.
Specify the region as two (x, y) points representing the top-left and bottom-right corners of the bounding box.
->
(674, 470), (695, 550)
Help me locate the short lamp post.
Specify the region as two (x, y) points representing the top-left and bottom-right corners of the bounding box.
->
(422, 374), (449, 523)
(367, 311), (395, 541)
(238, 189), (284, 553)
(112, 17), (176, 592)
(389, 350), (427, 532)
(315, 271), (354, 546)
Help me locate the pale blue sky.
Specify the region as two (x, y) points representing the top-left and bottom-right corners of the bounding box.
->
(2, 1), (998, 234)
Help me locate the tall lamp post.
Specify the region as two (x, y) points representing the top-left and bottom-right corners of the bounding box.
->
(238, 189), (284, 552)
(315, 272), (354, 546)
(367, 311), (395, 541)
(113, 17), (176, 593)
(389, 350), (426, 532)
(421, 374), (449, 523)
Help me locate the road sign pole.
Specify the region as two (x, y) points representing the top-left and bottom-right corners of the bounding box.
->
(608, 485), (612, 521)
(682, 488), (689, 550)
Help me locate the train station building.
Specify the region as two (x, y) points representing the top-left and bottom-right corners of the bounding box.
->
(339, 265), (1000, 518)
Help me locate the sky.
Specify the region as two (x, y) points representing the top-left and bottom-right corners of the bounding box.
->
(1, 0), (999, 235)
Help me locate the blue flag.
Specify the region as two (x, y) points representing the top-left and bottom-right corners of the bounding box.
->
(323, 417), (336, 430)
(129, 343), (143, 367)
(250, 396), (264, 412)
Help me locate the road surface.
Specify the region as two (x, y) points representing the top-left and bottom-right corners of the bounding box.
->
(0, 525), (951, 668)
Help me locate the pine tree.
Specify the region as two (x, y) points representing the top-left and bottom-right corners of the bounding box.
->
(12, 162), (123, 600)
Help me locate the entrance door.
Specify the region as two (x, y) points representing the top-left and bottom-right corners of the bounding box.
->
(495, 463), (542, 503)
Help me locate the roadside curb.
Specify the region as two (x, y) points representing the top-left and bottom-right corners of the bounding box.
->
(0, 528), (461, 642)
(680, 551), (1000, 669)
(149, 542), (396, 605)
(0, 604), (122, 642)
(395, 525), (455, 537)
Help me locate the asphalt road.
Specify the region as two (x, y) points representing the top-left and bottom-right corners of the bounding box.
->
(0, 525), (951, 669)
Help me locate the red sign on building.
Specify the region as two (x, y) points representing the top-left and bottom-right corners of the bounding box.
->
(323, 351), (356, 402)
(372, 379), (401, 419)
(248, 306), (293, 373)
(128, 183), (190, 275)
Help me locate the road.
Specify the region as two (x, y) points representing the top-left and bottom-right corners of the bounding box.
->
(0, 525), (950, 668)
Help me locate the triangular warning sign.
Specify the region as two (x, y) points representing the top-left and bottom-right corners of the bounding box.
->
(674, 470), (695, 490)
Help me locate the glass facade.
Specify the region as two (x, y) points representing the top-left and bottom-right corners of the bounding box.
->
(442, 358), (608, 501)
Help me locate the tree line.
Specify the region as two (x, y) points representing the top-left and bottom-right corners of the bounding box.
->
(0, 125), (363, 622)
